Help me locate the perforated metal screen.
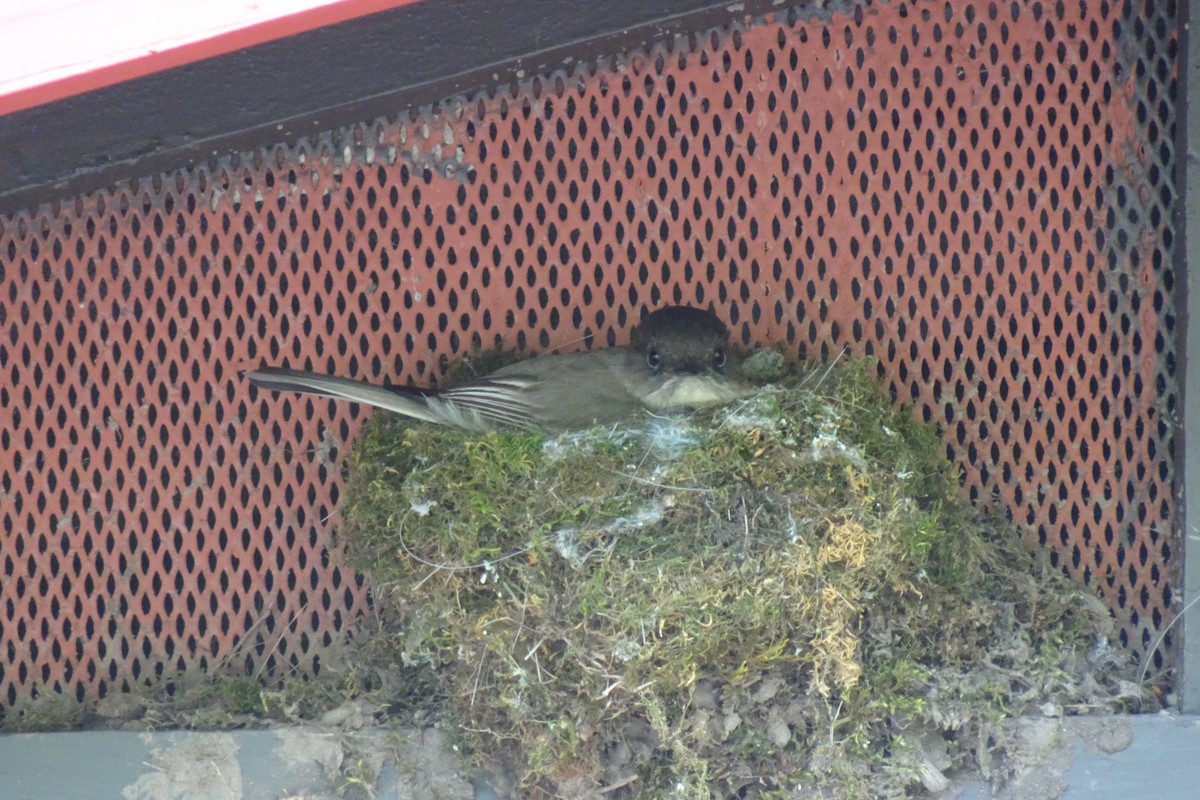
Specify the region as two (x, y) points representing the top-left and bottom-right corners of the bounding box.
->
(0, 0), (1182, 714)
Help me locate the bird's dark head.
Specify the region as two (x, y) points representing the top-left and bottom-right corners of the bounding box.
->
(631, 305), (738, 378)
(629, 305), (750, 410)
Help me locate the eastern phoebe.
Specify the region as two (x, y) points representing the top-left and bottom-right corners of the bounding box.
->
(245, 305), (752, 432)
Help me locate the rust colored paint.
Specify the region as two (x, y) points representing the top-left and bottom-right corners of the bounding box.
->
(0, 0), (1180, 710)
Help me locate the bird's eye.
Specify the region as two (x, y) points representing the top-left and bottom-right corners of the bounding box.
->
(646, 348), (662, 371)
(712, 348), (726, 369)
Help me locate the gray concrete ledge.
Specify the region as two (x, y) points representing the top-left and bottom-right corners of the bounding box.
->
(0, 726), (473, 800)
(950, 713), (1200, 800)
(1, 714), (1196, 799)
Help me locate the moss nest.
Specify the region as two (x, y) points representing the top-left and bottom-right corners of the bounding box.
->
(342, 357), (1139, 798)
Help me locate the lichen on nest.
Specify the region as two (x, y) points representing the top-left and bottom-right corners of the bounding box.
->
(342, 356), (1140, 799)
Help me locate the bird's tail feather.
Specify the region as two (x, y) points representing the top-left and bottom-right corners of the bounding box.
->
(245, 367), (444, 425)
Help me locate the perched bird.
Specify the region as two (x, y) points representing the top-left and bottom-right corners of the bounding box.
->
(245, 305), (752, 433)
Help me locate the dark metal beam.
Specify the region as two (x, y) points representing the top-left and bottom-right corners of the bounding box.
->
(0, 0), (785, 215)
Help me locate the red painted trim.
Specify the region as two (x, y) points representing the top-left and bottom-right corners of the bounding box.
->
(0, 0), (422, 116)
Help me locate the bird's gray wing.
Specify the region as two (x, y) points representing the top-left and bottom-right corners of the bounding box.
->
(422, 375), (545, 431)
(245, 367), (544, 432)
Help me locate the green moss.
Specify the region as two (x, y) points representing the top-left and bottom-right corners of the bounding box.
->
(342, 356), (1136, 798)
(213, 676), (266, 715)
